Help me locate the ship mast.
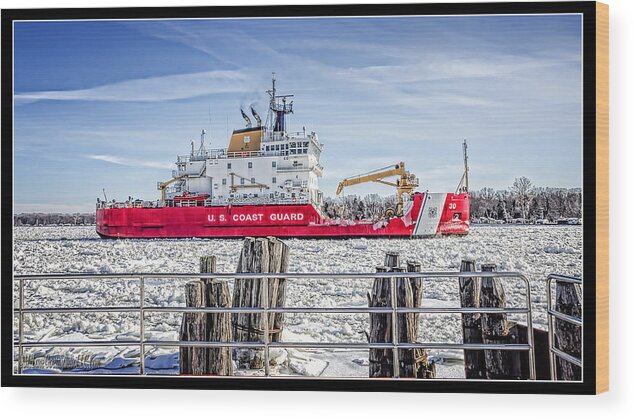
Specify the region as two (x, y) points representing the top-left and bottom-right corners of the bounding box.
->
(266, 72), (293, 133)
(463, 139), (469, 192)
(455, 140), (470, 194)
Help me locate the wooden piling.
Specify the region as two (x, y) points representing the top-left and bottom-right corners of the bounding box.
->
(369, 265), (393, 378)
(202, 256), (233, 375)
(179, 256), (233, 375)
(406, 261), (424, 311)
(509, 323), (551, 380)
(554, 281), (582, 380)
(458, 259), (486, 379)
(368, 253), (434, 378)
(406, 261), (436, 379)
(232, 237), (289, 369)
(384, 251), (400, 269)
(179, 280), (207, 375)
(479, 263), (516, 379)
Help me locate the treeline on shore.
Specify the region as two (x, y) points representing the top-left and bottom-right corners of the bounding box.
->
(13, 178), (582, 226)
(13, 213), (96, 226)
(469, 177), (582, 222)
(323, 177), (582, 223)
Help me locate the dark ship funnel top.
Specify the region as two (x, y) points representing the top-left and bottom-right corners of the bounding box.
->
(240, 108), (253, 128)
(251, 106), (262, 126)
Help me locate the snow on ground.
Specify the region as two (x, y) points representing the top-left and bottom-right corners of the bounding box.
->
(13, 225), (582, 378)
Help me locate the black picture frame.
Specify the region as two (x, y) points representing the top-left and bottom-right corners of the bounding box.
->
(1, 1), (605, 394)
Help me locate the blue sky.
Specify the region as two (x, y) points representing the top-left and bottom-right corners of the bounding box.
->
(13, 14), (582, 212)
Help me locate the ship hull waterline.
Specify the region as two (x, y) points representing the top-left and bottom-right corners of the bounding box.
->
(96, 192), (470, 239)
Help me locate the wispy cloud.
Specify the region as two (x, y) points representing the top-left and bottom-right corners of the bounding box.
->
(15, 70), (249, 104)
(135, 21), (241, 69)
(336, 52), (575, 85)
(86, 154), (172, 169)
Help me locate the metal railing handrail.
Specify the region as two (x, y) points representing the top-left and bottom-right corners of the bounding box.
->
(14, 271), (527, 280)
(546, 274), (583, 380)
(19, 306), (531, 315)
(14, 271), (536, 380)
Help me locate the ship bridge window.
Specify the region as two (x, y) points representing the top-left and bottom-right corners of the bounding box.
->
(248, 162), (253, 168)
(240, 178), (245, 185)
(227, 163), (232, 169)
(251, 177), (255, 184)
(222, 178), (227, 185)
(272, 177), (277, 184)
(272, 161), (277, 168)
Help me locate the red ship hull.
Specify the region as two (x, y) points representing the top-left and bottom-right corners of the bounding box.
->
(96, 192), (470, 239)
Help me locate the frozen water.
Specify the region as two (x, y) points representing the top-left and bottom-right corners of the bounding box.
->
(13, 224), (582, 378)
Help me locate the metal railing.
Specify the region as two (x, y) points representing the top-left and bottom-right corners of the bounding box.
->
(203, 197), (311, 207)
(14, 271), (536, 380)
(546, 274), (583, 380)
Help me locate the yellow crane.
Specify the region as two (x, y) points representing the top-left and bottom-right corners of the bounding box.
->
(157, 175), (186, 203)
(229, 172), (269, 193)
(336, 162), (419, 217)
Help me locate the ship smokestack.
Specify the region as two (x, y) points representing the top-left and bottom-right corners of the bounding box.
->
(250, 106), (262, 126)
(240, 108), (252, 128)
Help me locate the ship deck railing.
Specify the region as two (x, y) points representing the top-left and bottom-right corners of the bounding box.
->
(261, 131), (315, 142)
(96, 197), (314, 209)
(176, 149), (310, 163)
(203, 197), (311, 207)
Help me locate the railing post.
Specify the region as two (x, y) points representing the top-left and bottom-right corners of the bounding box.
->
(139, 276), (146, 375)
(390, 275), (399, 379)
(18, 277), (24, 374)
(263, 276), (270, 377)
(522, 275), (537, 380)
(547, 278), (557, 380)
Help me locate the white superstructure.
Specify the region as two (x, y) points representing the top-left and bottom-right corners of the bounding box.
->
(164, 75), (324, 207)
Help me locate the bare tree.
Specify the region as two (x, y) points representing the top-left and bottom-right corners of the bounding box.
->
(479, 187), (496, 219)
(511, 177), (534, 220)
(363, 194), (383, 219)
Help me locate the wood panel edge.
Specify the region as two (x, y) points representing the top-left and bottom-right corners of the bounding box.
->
(595, 0), (609, 395)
